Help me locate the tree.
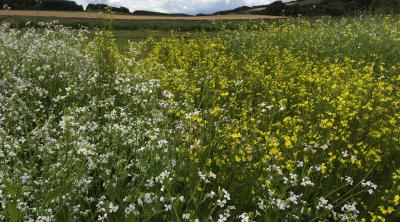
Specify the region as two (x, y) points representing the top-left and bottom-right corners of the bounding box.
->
(324, 2), (347, 16)
(264, 1), (287, 16)
(370, 0), (400, 13)
(354, 0), (373, 10)
(86, 3), (130, 13)
(0, 0), (84, 11)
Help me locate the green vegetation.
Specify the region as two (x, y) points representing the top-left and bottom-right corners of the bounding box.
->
(0, 15), (264, 32)
(131, 10), (190, 16)
(0, 0), (83, 11)
(211, 0), (400, 17)
(0, 0), (191, 16)
(3, 0), (400, 17)
(0, 15), (270, 46)
(86, 3), (130, 14)
(1, 16), (400, 221)
(258, 0), (400, 16)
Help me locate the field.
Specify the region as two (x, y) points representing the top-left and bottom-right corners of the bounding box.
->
(1, 16), (400, 221)
(0, 12), (287, 45)
(0, 10), (285, 21)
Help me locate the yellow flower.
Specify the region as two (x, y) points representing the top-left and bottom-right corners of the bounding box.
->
(284, 135), (293, 149)
(379, 206), (395, 215)
(210, 106), (222, 116)
(231, 132), (242, 139)
(221, 92), (229, 97)
(394, 194), (400, 206)
(320, 163), (327, 174)
(320, 119), (334, 129)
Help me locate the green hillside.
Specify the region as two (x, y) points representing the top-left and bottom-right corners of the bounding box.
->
(213, 0), (400, 16)
(0, 0), (83, 11)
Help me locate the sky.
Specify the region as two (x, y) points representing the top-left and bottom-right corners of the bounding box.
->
(74, 0), (279, 15)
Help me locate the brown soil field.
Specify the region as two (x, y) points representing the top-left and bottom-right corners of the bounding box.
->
(0, 10), (286, 20)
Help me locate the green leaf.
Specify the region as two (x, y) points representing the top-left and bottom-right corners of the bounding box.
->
(6, 203), (21, 222)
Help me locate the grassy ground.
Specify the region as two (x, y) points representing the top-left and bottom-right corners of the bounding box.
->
(0, 15), (273, 31)
(0, 15), (265, 45)
(112, 30), (172, 44)
(0, 15), (259, 44)
(0, 10), (286, 20)
(1, 16), (400, 221)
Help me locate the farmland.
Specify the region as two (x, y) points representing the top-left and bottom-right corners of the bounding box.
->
(0, 10), (285, 21)
(1, 15), (400, 222)
(0, 11), (288, 45)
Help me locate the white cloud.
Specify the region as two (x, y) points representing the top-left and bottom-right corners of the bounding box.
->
(75, 0), (278, 15)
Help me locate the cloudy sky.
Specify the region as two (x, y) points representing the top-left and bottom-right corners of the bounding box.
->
(75, 0), (279, 15)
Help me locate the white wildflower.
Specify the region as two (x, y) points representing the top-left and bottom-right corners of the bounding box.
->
(182, 213), (190, 220)
(108, 203), (119, 213)
(238, 213), (250, 222)
(164, 204), (172, 212)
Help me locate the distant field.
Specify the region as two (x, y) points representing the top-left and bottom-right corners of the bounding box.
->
(286, 0), (322, 6)
(0, 11), (289, 43)
(0, 10), (286, 20)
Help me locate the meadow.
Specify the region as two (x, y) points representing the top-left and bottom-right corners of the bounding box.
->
(0, 16), (400, 221)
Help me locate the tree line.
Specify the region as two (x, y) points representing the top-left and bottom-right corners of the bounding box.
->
(86, 3), (130, 14)
(262, 0), (400, 16)
(0, 0), (130, 13)
(1, 0), (83, 11)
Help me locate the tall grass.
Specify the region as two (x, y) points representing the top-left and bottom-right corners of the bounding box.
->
(0, 16), (400, 221)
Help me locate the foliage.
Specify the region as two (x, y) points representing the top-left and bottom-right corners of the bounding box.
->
(0, 16), (255, 32)
(132, 10), (189, 16)
(259, 0), (400, 16)
(370, 0), (400, 14)
(86, 3), (130, 14)
(0, 0), (83, 11)
(263, 1), (287, 16)
(212, 6), (252, 15)
(1, 17), (400, 221)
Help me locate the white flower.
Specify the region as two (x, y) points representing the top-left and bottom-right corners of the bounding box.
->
(297, 161), (304, 168)
(223, 189), (231, 201)
(145, 178), (155, 188)
(258, 199), (266, 210)
(108, 203), (119, 213)
(198, 171), (209, 183)
(287, 192), (300, 204)
(208, 171), (217, 179)
(341, 176), (354, 186)
(20, 173), (30, 184)
(164, 204), (172, 212)
(320, 143), (329, 150)
(275, 199), (288, 210)
(163, 90), (174, 99)
(317, 197), (333, 211)
(266, 105), (274, 110)
(300, 177), (314, 187)
(199, 171), (216, 183)
(182, 213), (190, 220)
(208, 191), (216, 198)
(160, 196), (165, 203)
(143, 193), (154, 204)
(124, 203), (139, 216)
(361, 180), (377, 194)
(238, 213), (250, 222)
(217, 199), (227, 208)
(341, 202), (359, 215)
